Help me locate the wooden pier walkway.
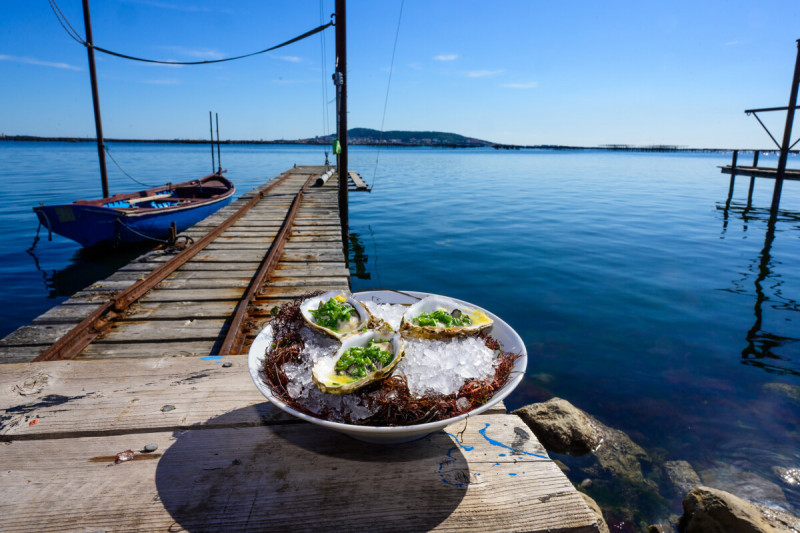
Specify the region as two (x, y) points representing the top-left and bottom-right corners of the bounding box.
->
(720, 165), (800, 181)
(0, 166), (601, 532)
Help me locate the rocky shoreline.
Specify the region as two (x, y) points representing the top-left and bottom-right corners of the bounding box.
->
(512, 397), (800, 532)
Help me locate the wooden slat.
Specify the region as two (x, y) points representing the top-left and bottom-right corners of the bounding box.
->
(0, 416), (598, 532)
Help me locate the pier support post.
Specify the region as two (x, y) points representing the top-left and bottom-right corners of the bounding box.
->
(726, 150), (738, 207)
(770, 39), (800, 219)
(746, 151), (758, 209)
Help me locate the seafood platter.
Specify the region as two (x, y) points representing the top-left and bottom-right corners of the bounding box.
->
(248, 289), (526, 443)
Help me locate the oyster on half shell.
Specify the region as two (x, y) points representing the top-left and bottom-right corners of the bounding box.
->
(300, 291), (371, 339)
(312, 331), (404, 394)
(400, 295), (493, 339)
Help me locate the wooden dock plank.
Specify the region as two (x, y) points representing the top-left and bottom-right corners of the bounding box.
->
(720, 165), (800, 180)
(96, 318), (228, 343)
(0, 392), (598, 533)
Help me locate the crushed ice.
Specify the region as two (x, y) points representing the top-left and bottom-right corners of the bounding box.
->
(362, 300), (407, 331)
(279, 304), (501, 422)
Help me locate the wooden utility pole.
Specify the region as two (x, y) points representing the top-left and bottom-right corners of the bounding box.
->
(335, 0), (348, 244)
(770, 39), (800, 218)
(82, 0), (110, 198)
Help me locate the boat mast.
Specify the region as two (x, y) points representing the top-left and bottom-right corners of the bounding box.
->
(81, 0), (110, 198)
(335, 0), (348, 240)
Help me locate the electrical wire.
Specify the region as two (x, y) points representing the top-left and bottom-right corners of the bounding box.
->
(48, 0), (333, 66)
(319, 0), (332, 140)
(371, 0), (405, 190)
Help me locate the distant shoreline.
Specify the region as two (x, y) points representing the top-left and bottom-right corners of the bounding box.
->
(1, 135), (793, 154)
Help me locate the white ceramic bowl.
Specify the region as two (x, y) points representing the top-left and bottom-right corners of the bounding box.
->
(248, 290), (527, 444)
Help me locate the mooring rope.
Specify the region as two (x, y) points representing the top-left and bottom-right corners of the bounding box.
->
(104, 145), (152, 187)
(48, 0), (333, 66)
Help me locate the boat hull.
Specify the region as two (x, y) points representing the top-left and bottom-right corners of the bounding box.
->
(34, 174), (234, 248)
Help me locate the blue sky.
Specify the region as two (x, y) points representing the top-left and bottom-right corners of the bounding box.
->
(1, 0), (798, 148)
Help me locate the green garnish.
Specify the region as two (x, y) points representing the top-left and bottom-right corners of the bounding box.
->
(310, 297), (355, 331)
(413, 309), (472, 327)
(335, 339), (395, 379)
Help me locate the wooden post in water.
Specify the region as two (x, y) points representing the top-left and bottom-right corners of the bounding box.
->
(209, 112), (216, 174)
(770, 39), (800, 218)
(82, 0), (109, 198)
(335, 0), (348, 246)
(726, 150), (738, 207)
(746, 150), (758, 209)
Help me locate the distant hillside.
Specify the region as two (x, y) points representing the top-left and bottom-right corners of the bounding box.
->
(299, 128), (494, 147)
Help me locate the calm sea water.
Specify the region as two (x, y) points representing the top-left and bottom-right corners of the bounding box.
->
(2, 141), (799, 525)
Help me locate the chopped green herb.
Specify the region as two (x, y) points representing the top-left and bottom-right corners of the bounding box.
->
(335, 339), (395, 379)
(413, 309), (472, 327)
(310, 297), (355, 331)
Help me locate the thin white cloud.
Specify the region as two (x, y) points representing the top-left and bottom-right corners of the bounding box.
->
(160, 46), (226, 60)
(272, 55), (302, 63)
(503, 82), (539, 89)
(434, 54), (458, 61)
(466, 69), (504, 78)
(725, 40), (740, 46)
(142, 78), (181, 85)
(0, 54), (81, 71)
(123, 1), (231, 14)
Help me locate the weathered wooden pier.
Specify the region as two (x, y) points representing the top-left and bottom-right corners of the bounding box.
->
(0, 167), (601, 532)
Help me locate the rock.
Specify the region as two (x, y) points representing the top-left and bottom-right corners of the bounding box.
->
(143, 443), (158, 453)
(750, 502), (800, 532)
(553, 459), (570, 472)
(513, 397), (650, 484)
(585, 423), (649, 485)
(581, 478), (593, 488)
(664, 460), (701, 496)
(680, 486), (772, 532)
(512, 398), (602, 455)
(578, 492), (610, 533)
(222, 362), (233, 368)
(680, 486), (800, 533)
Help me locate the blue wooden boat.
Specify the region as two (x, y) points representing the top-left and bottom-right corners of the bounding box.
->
(34, 173), (234, 248)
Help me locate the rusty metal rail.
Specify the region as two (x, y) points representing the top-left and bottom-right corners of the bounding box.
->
(33, 171), (296, 362)
(219, 175), (315, 355)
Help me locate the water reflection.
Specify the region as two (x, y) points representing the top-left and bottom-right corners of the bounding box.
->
(27, 244), (152, 299)
(348, 231), (373, 281)
(718, 202), (800, 376)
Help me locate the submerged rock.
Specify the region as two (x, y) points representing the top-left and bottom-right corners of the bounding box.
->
(585, 422), (650, 485)
(512, 398), (602, 455)
(578, 492), (610, 533)
(680, 486), (800, 533)
(664, 460), (701, 497)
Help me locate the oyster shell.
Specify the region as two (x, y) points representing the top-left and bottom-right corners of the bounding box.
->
(399, 295), (493, 339)
(312, 330), (404, 394)
(300, 291), (371, 339)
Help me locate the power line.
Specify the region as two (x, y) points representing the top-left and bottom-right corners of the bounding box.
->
(371, 0), (405, 189)
(48, 0), (333, 66)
